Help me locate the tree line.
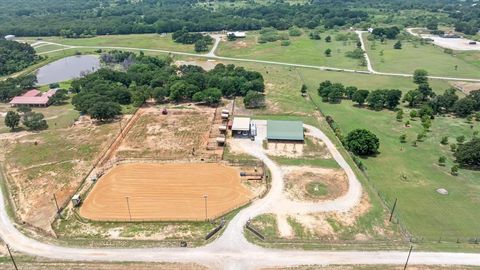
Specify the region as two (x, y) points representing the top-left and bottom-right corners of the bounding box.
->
(70, 52), (265, 121)
(0, 0), (368, 37)
(0, 40), (40, 76)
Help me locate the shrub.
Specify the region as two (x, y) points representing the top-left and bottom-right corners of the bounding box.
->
(280, 40), (291, 46)
(451, 165), (459, 176)
(399, 134), (407, 143)
(440, 136), (448, 145)
(450, 143), (457, 152)
(438, 156), (446, 166)
(456, 135), (465, 144)
(345, 129), (380, 156)
(454, 138), (480, 169)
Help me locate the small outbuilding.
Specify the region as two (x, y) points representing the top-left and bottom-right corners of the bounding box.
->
(227, 31), (246, 38)
(267, 120), (304, 141)
(4, 35), (15, 40)
(232, 117), (251, 136)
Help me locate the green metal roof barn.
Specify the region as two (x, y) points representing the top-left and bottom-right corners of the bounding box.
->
(267, 120), (304, 141)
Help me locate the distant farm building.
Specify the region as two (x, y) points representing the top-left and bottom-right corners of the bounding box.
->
(9, 89), (57, 107)
(267, 120), (304, 141)
(232, 117), (251, 136)
(4, 35), (15, 40)
(227, 31), (246, 38)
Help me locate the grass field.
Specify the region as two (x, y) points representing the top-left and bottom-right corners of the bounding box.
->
(298, 72), (480, 240)
(364, 36), (480, 79)
(18, 34), (198, 53)
(217, 30), (367, 70)
(230, 60), (480, 243)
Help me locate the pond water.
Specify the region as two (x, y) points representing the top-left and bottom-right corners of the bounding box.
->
(36, 55), (100, 85)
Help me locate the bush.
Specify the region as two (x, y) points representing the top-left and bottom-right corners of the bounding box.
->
(288, 26), (302, 37)
(345, 48), (364, 59)
(345, 129), (380, 156)
(454, 138), (480, 169)
(451, 165), (459, 176)
(280, 40), (291, 46)
(440, 136), (449, 145)
(438, 156), (446, 166)
(456, 135), (465, 144)
(450, 143), (457, 152)
(399, 134), (407, 143)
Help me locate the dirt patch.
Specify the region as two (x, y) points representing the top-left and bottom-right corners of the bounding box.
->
(2, 121), (120, 233)
(289, 192), (374, 240)
(115, 105), (220, 162)
(283, 166), (348, 202)
(450, 81), (480, 94)
(80, 163), (253, 221)
(265, 136), (330, 159)
(0, 262), (208, 270)
(175, 59), (218, 71)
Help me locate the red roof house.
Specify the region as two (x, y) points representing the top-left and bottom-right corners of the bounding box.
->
(9, 89), (57, 107)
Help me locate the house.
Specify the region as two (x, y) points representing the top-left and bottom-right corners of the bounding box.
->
(9, 89), (57, 107)
(266, 120), (304, 141)
(4, 35), (15, 40)
(227, 31), (246, 38)
(232, 117), (251, 136)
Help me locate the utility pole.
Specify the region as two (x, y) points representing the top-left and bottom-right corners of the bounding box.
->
(125, 196), (132, 222)
(389, 198), (398, 222)
(5, 243), (18, 270)
(404, 245), (413, 270)
(53, 193), (61, 218)
(203, 194), (208, 221)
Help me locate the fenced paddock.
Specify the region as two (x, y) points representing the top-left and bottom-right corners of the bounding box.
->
(79, 163), (254, 221)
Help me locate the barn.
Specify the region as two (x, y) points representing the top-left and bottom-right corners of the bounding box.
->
(266, 120), (304, 141)
(232, 117), (251, 136)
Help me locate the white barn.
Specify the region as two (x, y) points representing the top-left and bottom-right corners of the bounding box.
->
(4, 35), (15, 40)
(227, 31), (246, 38)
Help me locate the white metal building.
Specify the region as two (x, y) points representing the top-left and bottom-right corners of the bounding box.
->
(227, 31), (246, 38)
(232, 117), (251, 135)
(4, 35), (15, 40)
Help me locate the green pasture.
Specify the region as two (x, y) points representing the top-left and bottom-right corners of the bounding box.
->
(364, 36), (480, 79)
(18, 33), (197, 53)
(217, 30), (367, 70)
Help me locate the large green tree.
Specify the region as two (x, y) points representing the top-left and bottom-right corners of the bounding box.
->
(4, 111), (20, 131)
(345, 129), (380, 156)
(454, 138), (480, 169)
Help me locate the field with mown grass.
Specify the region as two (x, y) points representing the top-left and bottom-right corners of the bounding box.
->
(235, 59), (480, 242)
(298, 68), (480, 241)
(217, 30), (367, 70)
(17, 33), (198, 53)
(364, 35), (480, 79)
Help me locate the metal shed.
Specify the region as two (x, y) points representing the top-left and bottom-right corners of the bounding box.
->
(267, 120), (304, 141)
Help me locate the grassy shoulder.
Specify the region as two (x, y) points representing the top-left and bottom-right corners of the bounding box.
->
(364, 35), (480, 79)
(217, 29), (367, 70)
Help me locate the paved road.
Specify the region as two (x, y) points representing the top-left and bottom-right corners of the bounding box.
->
(31, 38), (480, 83)
(1, 122), (480, 269)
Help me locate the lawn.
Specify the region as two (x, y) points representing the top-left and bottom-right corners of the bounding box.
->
(34, 44), (68, 53)
(17, 33), (198, 53)
(364, 34), (480, 79)
(217, 30), (367, 70)
(242, 62), (480, 242)
(304, 85), (480, 241)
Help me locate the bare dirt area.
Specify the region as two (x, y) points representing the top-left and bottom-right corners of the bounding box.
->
(283, 166), (348, 202)
(1, 119), (120, 233)
(114, 105), (221, 162)
(80, 163), (254, 221)
(0, 261), (208, 270)
(175, 59), (219, 71)
(450, 81), (480, 94)
(265, 136), (331, 159)
(287, 193), (378, 241)
(265, 265), (480, 270)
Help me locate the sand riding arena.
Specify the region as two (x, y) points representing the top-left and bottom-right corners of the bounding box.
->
(80, 163), (255, 221)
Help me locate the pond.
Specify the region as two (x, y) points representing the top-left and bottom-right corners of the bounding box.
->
(36, 55), (100, 85)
